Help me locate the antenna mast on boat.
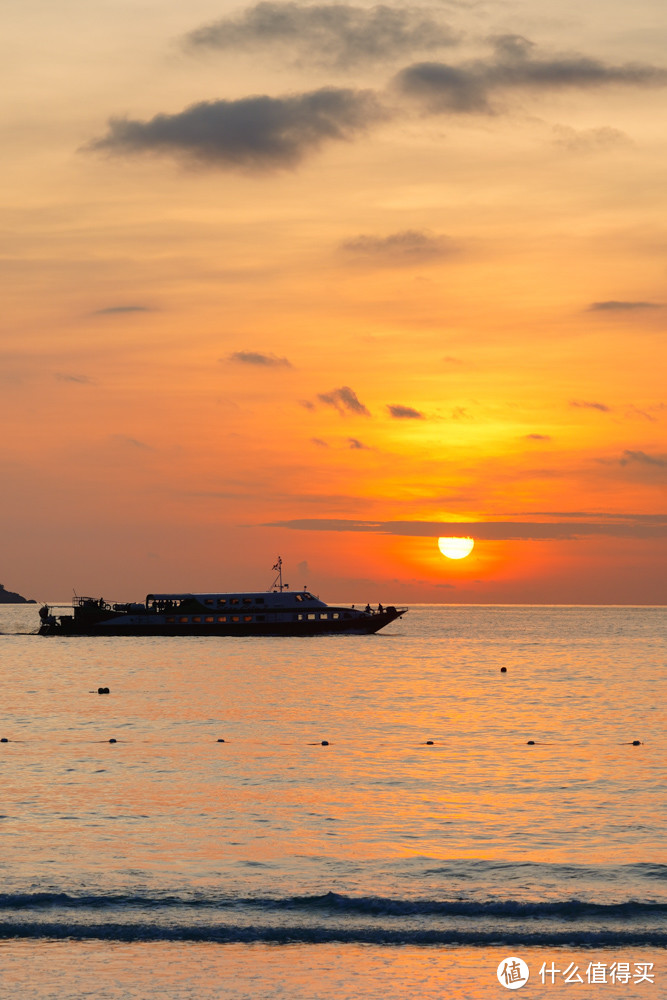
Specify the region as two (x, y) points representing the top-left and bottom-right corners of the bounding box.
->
(271, 556), (288, 592)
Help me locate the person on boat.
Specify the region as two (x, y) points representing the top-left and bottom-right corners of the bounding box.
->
(378, 603), (383, 613)
(365, 603), (371, 613)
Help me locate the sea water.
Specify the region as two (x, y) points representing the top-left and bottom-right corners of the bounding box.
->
(0, 603), (664, 998)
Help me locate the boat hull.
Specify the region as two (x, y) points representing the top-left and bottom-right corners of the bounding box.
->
(38, 607), (405, 637)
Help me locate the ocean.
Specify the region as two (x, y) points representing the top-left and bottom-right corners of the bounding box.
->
(0, 602), (664, 998)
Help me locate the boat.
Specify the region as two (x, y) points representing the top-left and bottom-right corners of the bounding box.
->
(37, 558), (407, 637)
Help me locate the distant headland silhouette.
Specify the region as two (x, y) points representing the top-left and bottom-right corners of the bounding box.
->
(0, 584), (35, 604)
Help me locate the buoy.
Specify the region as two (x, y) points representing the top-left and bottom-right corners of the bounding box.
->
(500, 666), (507, 673)
(108, 738), (117, 744)
(217, 738), (225, 743)
(426, 740), (434, 745)
(632, 740), (642, 746)
(321, 740), (329, 746)
(527, 740), (535, 745)
(97, 687), (110, 695)
(0, 737), (8, 743)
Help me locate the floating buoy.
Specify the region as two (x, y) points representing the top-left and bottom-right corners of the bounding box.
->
(97, 687), (110, 695)
(0, 737), (8, 743)
(426, 740), (434, 745)
(216, 738), (225, 743)
(321, 740), (329, 746)
(108, 738), (117, 744)
(632, 740), (642, 746)
(500, 666), (507, 673)
(527, 740), (535, 745)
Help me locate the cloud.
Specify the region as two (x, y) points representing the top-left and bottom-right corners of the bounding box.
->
(311, 437), (329, 447)
(92, 305), (151, 315)
(227, 350), (292, 367)
(553, 124), (631, 152)
(620, 450), (667, 468)
(525, 433), (551, 441)
(387, 403), (424, 419)
(570, 400), (611, 412)
(87, 88), (387, 173)
(340, 229), (455, 265)
(263, 516), (667, 539)
(55, 373), (94, 384)
(112, 435), (153, 450)
(183, 2), (458, 69)
(347, 437), (370, 449)
(588, 300), (663, 311)
(316, 385), (371, 415)
(393, 35), (667, 114)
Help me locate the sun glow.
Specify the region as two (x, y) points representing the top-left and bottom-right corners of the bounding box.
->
(438, 537), (475, 560)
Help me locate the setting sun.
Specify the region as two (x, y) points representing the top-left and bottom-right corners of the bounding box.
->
(438, 537), (475, 560)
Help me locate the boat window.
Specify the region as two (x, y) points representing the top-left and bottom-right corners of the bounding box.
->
(256, 615), (265, 622)
(231, 598), (239, 606)
(217, 598), (227, 606)
(204, 599), (213, 606)
(243, 598), (252, 605)
(192, 616), (201, 623)
(332, 613), (339, 619)
(244, 615), (252, 622)
(295, 594), (303, 602)
(205, 616), (214, 623)
(166, 616), (175, 623)
(256, 597), (265, 605)
(304, 593), (314, 600)
(217, 616), (227, 623)
(231, 615), (240, 622)
(179, 616), (189, 623)
(319, 613), (327, 619)
(308, 613), (316, 620)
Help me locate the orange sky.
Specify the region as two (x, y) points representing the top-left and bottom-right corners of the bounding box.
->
(2, 0), (666, 603)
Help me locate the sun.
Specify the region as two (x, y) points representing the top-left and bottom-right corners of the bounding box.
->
(438, 536), (475, 560)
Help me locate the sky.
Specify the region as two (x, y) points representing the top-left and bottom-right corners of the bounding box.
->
(2, 0), (666, 603)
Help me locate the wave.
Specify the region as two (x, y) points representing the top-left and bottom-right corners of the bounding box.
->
(0, 920), (665, 947)
(0, 891), (665, 920)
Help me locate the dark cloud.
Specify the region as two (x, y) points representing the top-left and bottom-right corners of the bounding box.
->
(316, 385), (371, 415)
(387, 403), (424, 419)
(264, 516), (667, 539)
(570, 400), (611, 413)
(341, 229), (455, 265)
(311, 437), (329, 447)
(183, 2), (458, 69)
(92, 305), (151, 315)
(588, 300), (663, 311)
(227, 350), (292, 367)
(347, 437), (370, 448)
(394, 35), (667, 113)
(620, 450), (667, 468)
(55, 373), (94, 384)
(87, 88), (387, 172)
(525, 433), (551, 441)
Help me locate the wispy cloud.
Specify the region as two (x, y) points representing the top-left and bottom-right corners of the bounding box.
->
(620, 449), (667, 468)
(87, 88), (387, 173)
(92, 305), (151, 315)
(264, 516), (667, 539)
(55, 373), (94, 384)
(525, 433), (551, 441)
(340, 229), (455, 265)
(570, 399), (611, 412)
(183, 2), (458, 69)
(394, 35), (667, 114)
(316, 385), (371, 416)
(588, 300), (663, 311)
(227, 350), (292, 367)
(387, 403), (424, 419)
(552, 124), (632, 152)
(347, 437), (370, 449)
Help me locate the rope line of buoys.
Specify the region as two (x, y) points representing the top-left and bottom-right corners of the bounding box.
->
(0, 736), (647, 747)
